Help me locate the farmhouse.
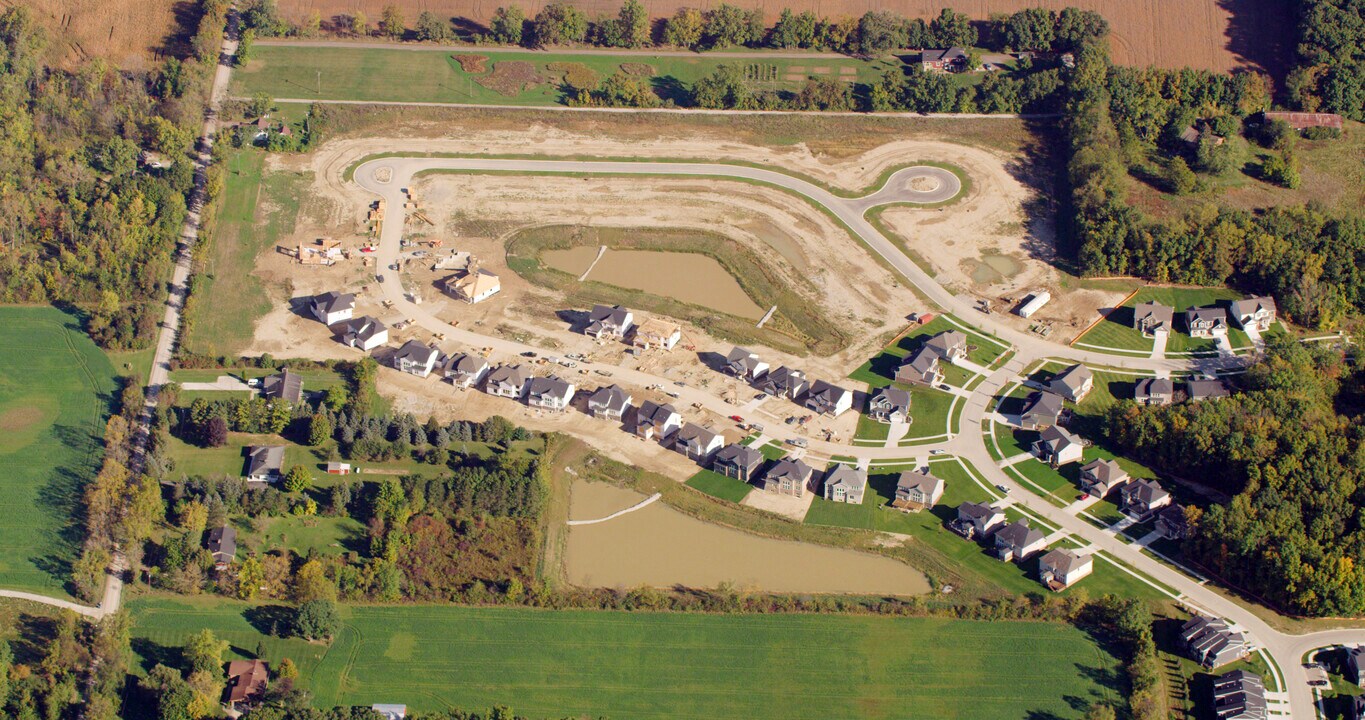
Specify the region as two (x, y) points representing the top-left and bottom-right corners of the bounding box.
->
(1180, 616), (1250, 669)
(206, 525), (236, 569)
(1032, 426), (1084, 466)
(1048, 364), (1094, 402)
(261, 368), (303, 403)
(712, 444), (765, 482)
(921, 47), (967, 71)
(443, 268), (501, 304)
(1261, 110), (1343, 130)
(243, 446), (284, 483)
(631, 317), (682, 350)
(1185, 306), (1228, 338)
(950, 501), (1005, 540)
(923, 330), (968, 363)
(892, 468), (944, 511)
(339, 316), (388, 351)
(673, 423), (723, 461)
(226, 659), (269, 710)
(1212, 670), (1267, 720)
(1121, 479), (1172, 519)
(586, 385), (632, 420)
(804, 380), (853, 417)
(758, 458), (815, 497)
(585, 304), (634, 340)
(1132, 301), (1175, 336)
(867, 386), (912, 424)
(442, 353), (490, 388)
(993, 519), (1047, 562)
(391, 340), (440, 378)
(484, 365), (530, 399)
(634, 400), (681, 440)
(755, 366), (809, 401)
(1134, 377), (1174, 406)
(1230, 296), (1276, 332)
(524, 376), (576, 412)
(1019, 391), (1064, 430)
(895, 347), (943, 387)
(1079, 459), (1129, 497)
(822, 464), (867, 504)
(724, 347), (769, 380)
(1187, 378), (1232, 401)
(309, 291), (355, 325)
(1038, 549), (1093, 591)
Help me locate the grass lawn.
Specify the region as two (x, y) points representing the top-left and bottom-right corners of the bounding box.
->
(104, 344), (158, 385)
(685, 469), (753, 504)
(0, 307), (118, 598)
(234, 45), (898, 107)
(1009, 445), (1159, 507)
(169, 367), (346, 390)
(240, 514), (365, 557)
(849, 316), (1005, 390)
(993, 424), (1039, 459)
(185, 150), (305, 357)
(1073, 306), (1155, 353)
(128, 596), (1123, 718)
(903, 388), (956, 441)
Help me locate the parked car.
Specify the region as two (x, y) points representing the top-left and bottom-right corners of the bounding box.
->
(786, 438), (808, 448)
(729, 415), (744, 422)
(520, 351), (537, 358)
(754, 392), (768, 400)
(995, 484), (1009, 493)
(375, 275), (384, 283)
(928, 449), (945, 455)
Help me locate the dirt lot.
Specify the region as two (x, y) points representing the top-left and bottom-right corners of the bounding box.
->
(16, 0), (184, 69)
(276, 0), (1290, 76)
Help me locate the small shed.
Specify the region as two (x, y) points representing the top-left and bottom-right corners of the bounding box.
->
(326, 462), (352, 475)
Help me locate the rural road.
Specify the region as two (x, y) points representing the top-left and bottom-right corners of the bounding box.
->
(353, 153), (1346, 719)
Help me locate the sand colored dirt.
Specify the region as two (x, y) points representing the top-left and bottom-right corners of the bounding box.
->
(27, 0), (183, 69)
(276, 0), (1289, 76)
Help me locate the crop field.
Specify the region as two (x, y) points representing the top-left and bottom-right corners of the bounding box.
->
(0, 307), (117, 598)
(272, 0), (1290, 76)
(129, 596), (1123, 718)
(25, 0), (183, 68)
(233, 45), (894, 106)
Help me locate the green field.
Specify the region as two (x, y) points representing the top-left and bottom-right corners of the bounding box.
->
(233, 45), (896, 107)
(684, 469), (753, 503)
(169, 366), (345, 389)
(0, 307), (118, 597)
(129, 596), (1122, 719)
(243, 514), (365, 557)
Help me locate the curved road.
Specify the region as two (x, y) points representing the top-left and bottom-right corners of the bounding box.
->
(354, 154), (1351, 719)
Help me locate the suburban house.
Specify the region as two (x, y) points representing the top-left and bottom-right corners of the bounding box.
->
(226, 659), (269, 711)
(244, 446), (284, 483)
(923, 330), (969, 363)
(586, 385), (632, 420)
(261, 368), (303, 403)
(1180, 616), (1251, 669)
(950, 501), (1006, 540)
(1019, 391), (1065, 430)
(442, 353), (490, 388)
(339, 316), (388, 351)
(309, 291), (355, 326)
(758, 458), (815, 497)
(1185, 306), (1229, 337)
(631, 317), (682, 350)
(391, 340), (440, 378)
(442, 268), (501, 304)
(1230, 296), (1277, 332)
(993, 519), (1047, 562)
(822, 464), (867, 504)
(1156, 505), (1192, 540)
(1132, 301), (1175, 336)
(1048, 364), (1094, 403)
(1038, 549), (1093, 591)
(892, 468), (944, 511)
(484, 365), (530, 399)
(1347, 646), (1365, 686)
(1121, 479), (1172, 518)
(755, 366), (809, 401)
(1079, 459), (1130, 497)
(1032, 426), (1084, 466)
(804, 380), (853, 417)
(207, 525), (236, 569)
(712, 444), (765, 482)
(895, 347), (943, 387)
(921, 47), (967, 71)
(867, 386), (912, 424)
(724, 347), (769, 380)
(673, 423), (724, 461)
(1212, 670), (1267, 720)
(585, 304), (634, 340)
(1187, 378), (1232, 401)
(524, 376), (576, 412)
(634, 400), (682, 440)
(1134, 377), (1175, 406)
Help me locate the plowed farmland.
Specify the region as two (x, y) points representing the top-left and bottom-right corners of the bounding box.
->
(6, 0), (183, 69)
(277, 0), (1291, 76)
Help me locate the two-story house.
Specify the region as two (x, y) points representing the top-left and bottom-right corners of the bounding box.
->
(634, 400), (681, 440)
(673, 423), (723, 461)
(484, 365), (530, 399)
(391, 340), (440, 378)
(804, 380), (853, 417)
(892, 468), (944, 511)
(586, 384), (632, 420)
(758, 458), (815, 498)
(585, 304), (634, 340)
(1048, 364), (1094, 403)
(524, 376), (576, 412)
(867, 386), (912, 424)
(712, 444), (765, 482)
(822, 464), (867, 504)
(443, 353), (490, 388)
(309, 291), (355, 326)
(1032, 425), (1084, 466)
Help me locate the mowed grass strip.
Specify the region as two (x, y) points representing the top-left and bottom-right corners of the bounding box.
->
(0, 307), (117, 597)
(129, 598), (1121, 719)
(685, 469), (752, 503)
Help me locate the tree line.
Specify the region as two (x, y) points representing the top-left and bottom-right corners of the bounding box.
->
(1286, 0), (1364, 121)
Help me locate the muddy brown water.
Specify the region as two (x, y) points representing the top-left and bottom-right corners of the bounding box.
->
(542, 247), (765, 320)
(564, 481), (931, 596)
(968, 253), (1022, 285)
